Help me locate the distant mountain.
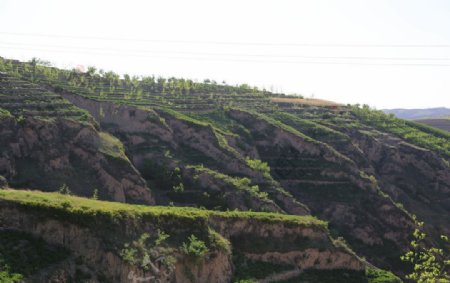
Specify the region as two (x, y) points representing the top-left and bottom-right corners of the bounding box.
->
(383, 107), (450, 120)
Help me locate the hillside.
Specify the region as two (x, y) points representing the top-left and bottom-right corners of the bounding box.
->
(0, 56), (449, 282)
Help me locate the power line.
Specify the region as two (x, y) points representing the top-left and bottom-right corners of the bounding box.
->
(2, 44), (450, 67)
(2, 31), (450, 48)
(1, 41), (450, 61)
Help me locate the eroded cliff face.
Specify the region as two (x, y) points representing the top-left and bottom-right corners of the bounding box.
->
(0, 116), (153, 204)
(0, 203), (231, 282)
(60, 92), (308, 214)
(211, 216), (364, 272)
(0, 195), (364, 283)
(348, 129), (450, 237)
(60, 93), (242, 171)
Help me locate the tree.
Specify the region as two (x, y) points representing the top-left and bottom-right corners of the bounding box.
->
(401, 216), (450, 283)
(28, 57), (50, 81)
(86, 66), (97, 77)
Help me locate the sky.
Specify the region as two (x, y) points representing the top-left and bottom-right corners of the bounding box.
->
(0, 0), (450, 109)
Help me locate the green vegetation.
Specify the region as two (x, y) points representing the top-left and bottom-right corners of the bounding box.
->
(365, 268), (403, 283)
(245, 157), (271, 178)
(98, 131), (128, 160)
(0, 108), (12, 119)
(181, 234), (209, 263)
(120, 230), (176, 272)
(0, 189), (326, 227)
(0, 270), (22, 283)
(208, 228), (231, 254)
(401, 217), (450, 283)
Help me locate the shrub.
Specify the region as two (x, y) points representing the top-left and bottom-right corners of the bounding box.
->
(401, 217), (450, 282)
(0, 269), (23, 283)
(120, 230), (176, 272)
(181, 235), (209, 263)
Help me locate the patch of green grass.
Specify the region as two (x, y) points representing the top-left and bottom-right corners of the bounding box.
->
(245, 157), (271, 179)
(98, 132), (128, 160)
(0, 107), (12, 119)
(366, 267), (402, 283)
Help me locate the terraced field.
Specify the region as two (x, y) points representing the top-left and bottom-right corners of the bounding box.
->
(0, 58), (280, 114)
(0, 73), (90, 121)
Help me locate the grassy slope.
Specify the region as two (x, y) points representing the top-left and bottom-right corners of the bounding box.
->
(0, 189), (325, 227)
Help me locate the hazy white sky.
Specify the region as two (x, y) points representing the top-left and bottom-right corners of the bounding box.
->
(1, 0), (450, 109)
